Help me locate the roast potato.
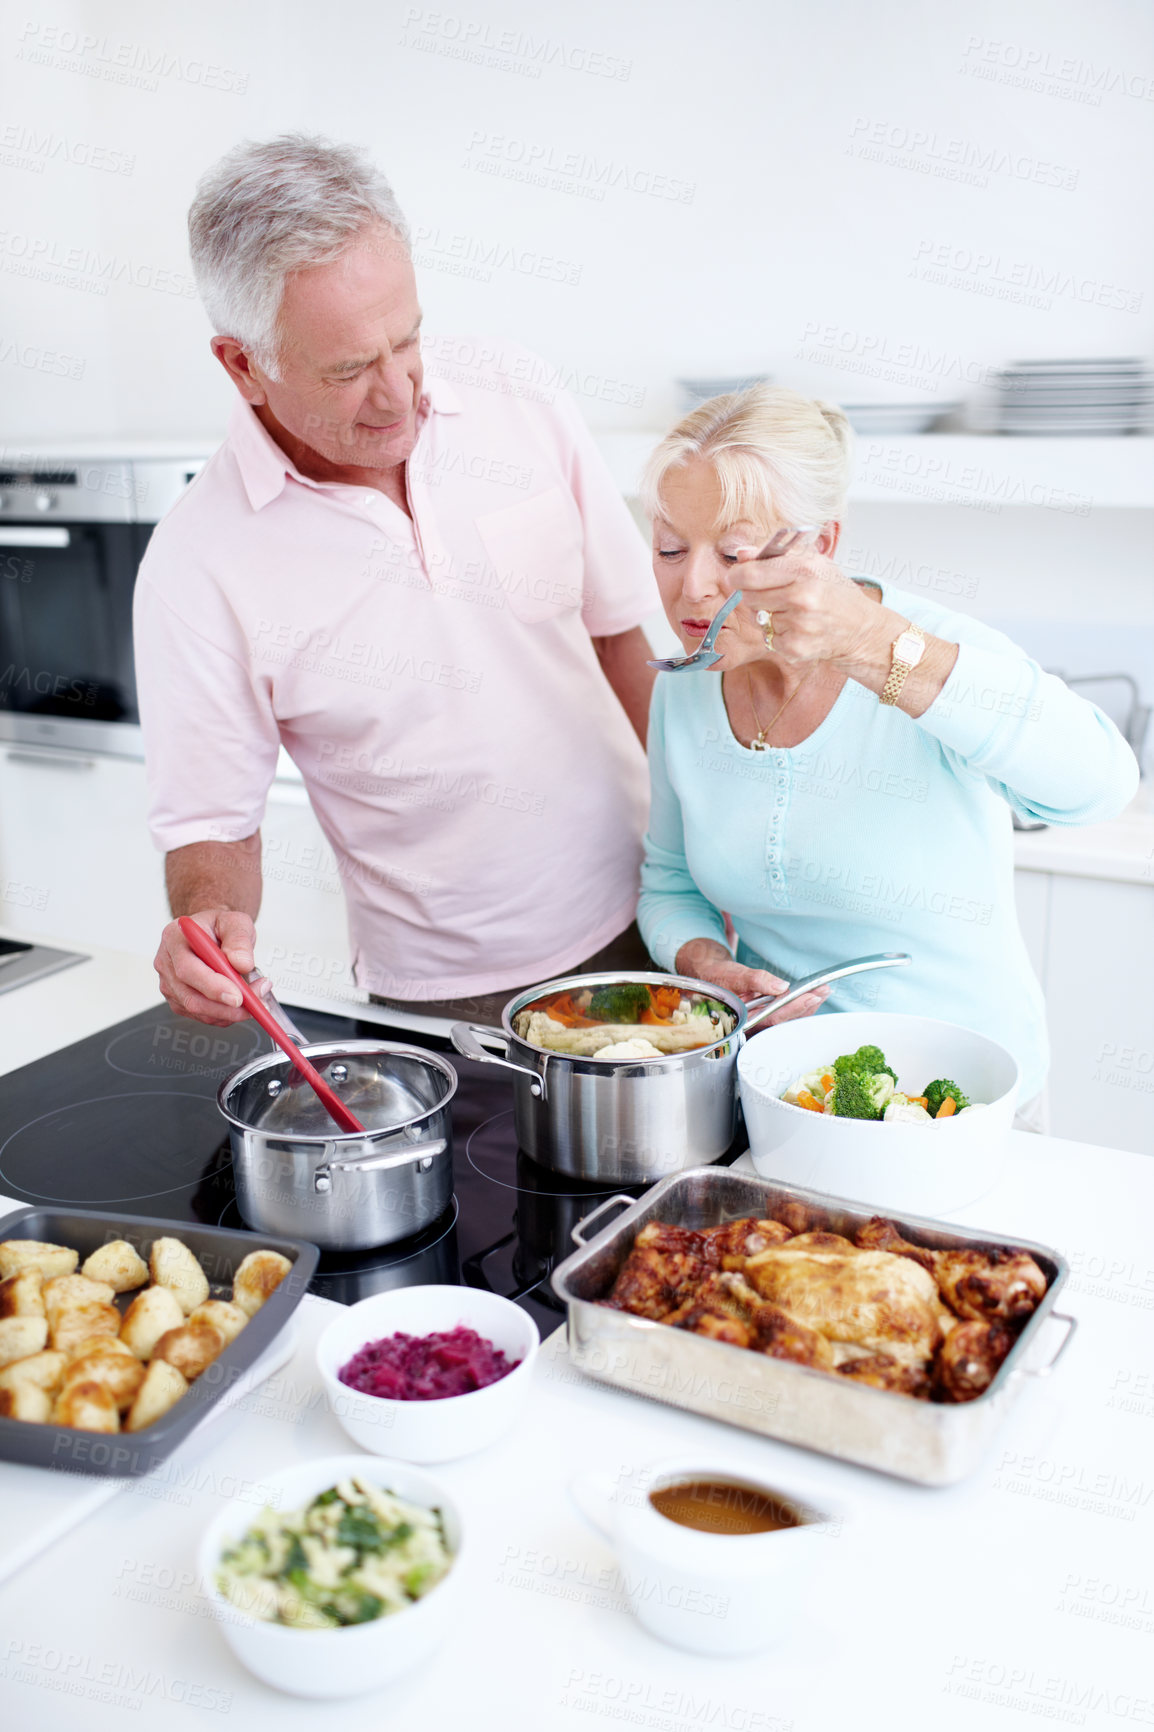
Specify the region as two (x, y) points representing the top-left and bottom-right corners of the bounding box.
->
(149, 1238), (209, 1315)
(60, 1343), (146, 1412)
(125, 1360), (188, 1433)
(0, 1315), (49, 1367)
(119, 1286), (185, 1360)
(49, 1300), (122, 1357)
(189, 1299), (247, 1347)
(43, 1273), (116, 1316)
(232, 1250), (292, 1318)
(0, 1349), (68, 1395)
(51, 1378), (119, 1432)
(0, 1383), (52, 1423)
(0, 1269), (44, 1318)
(152, 1320), (225, 1381)
(0, 1241), (78, 1281)
(81, 1240), (148, 1293)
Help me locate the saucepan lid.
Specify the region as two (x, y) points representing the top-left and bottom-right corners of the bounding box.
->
(218, 1039), (458, 1141)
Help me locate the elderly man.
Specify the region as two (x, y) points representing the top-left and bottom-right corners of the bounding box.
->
(138, 134), (658, 1027)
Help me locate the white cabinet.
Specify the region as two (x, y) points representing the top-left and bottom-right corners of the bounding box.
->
(1039, 872), (1154, 1155)
(0, 748), (354, 997)
(0, 747), (169, 954)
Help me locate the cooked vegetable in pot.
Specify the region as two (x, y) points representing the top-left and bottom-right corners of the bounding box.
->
(513, 981), (737, 1058)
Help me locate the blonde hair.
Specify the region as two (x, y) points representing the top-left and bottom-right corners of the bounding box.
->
(641, 384), (853, 532)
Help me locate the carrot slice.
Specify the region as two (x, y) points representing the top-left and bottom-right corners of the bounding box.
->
(910, 1096), (929, 1109)
(820, 1073), (835, 1093)
(650, 986), (681, 1019)
(936, 1096), (957, 1118)
(545, 993), (598, 1028)
(796, 1089), (825, 1113)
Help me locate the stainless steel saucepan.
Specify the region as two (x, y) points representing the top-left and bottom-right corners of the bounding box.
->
(218, 1040), (457, 1251)
(451, 953), (908, 1184)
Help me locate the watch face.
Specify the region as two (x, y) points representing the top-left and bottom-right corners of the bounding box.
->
(894, 628), (925, 666)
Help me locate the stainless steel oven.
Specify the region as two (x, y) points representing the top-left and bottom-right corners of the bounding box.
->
(0, 457), (205, 758)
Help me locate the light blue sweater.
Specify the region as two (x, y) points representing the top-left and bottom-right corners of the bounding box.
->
(637, 582), (1139, 1099)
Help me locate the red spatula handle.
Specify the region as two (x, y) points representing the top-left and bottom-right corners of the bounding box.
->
(177, 917), (364, 1134)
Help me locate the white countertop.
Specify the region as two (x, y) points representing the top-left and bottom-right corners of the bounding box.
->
(0, 1130), (1149, 1731)
(1013, 783), (1154, 886)
(0, 941), (1150, 1728)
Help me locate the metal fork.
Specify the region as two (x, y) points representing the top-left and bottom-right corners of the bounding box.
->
(646, 525), (819, 672)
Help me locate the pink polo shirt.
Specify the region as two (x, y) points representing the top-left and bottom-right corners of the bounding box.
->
(134, 341), (657, 999)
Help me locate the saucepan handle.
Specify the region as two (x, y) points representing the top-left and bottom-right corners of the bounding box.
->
(743, 951), (911, 1034)
(313, 1137), (448, 1193)
(571, 1194), (636, 1246)
(1020, 1309), (1077, 1378)
(450, 1022), (547, 1100)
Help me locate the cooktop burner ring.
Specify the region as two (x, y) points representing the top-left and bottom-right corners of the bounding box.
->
(104, 1018), (267, 1083)
(0, 1090), (232, 1206)
(464, 1110), (624, 1200)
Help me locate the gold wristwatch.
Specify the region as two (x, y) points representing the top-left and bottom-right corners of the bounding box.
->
(879, 621), (926, 706)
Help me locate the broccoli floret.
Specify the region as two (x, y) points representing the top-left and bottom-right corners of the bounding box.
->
(924, 1079), (970, 1117)
(833, 1044), (897, 1084)
(587, 982), (652, 1023)
(689, 997), (728, 1020)
(828, 1070), (885, 1120)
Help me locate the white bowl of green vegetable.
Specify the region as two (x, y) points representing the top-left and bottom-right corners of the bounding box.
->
(198, 1454), (464, 1698)
(737, 1012), (1019, 1217)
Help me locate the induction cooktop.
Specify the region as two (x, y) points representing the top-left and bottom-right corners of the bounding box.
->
(0, 1000), (675, 1329)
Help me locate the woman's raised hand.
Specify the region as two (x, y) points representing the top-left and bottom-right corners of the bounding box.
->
(731, 538), (888, 672)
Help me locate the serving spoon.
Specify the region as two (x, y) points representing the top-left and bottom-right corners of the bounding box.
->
(178, 917), (365, 1134)
(646, 525), (819, 673)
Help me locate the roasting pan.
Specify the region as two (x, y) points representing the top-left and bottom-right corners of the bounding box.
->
(551, 1167), (1074, 1485)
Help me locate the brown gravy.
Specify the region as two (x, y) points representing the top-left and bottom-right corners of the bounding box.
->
(649, 1479), (805, 1536)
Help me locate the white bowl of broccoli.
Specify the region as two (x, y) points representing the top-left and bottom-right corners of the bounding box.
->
(737, 1012), (1019, 1216)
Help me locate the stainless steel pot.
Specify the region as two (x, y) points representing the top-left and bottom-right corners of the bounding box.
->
(218, 1040), (457, 1251)
(450, 955), (908, 1184)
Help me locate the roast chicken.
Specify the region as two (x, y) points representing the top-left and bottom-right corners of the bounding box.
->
(602, 1212), (1048, 1404)
(854, 1217), (1048, 1322)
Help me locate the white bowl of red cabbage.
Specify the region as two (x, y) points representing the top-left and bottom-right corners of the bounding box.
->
(316, 1286), (540, 1462)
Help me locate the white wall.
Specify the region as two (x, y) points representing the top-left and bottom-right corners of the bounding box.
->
(1, 0), (1151, 444)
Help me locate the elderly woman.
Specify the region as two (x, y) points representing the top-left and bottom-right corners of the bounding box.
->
(636, 386), (1138, 1111)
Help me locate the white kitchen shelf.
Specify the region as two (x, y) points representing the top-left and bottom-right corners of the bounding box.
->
(594, 432), (1154, 511)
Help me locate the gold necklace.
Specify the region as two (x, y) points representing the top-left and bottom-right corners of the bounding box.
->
(744, 666), (814, 751)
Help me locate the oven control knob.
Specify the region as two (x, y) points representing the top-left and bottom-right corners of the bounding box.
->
(33, 490), (55, 512)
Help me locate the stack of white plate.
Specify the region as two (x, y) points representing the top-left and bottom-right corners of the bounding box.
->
(991, 358), (1153, 435)
(675, 375), (769, 410)
(841, 402), (958, 435)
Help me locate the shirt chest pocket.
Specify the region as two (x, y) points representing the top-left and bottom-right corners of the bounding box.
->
(475, 484), (584, 625)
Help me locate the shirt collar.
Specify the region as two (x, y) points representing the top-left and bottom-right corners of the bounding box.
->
(228, 372), (463, 513)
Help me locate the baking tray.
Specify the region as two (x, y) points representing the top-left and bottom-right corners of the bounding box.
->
(0, 1207), (319, 1477)
(551, 1168), (1075, 1486)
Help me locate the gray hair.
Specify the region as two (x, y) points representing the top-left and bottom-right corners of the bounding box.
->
(188, 133), (410, 377)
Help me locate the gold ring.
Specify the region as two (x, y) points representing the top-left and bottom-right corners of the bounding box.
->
(756, 609), (774, 651)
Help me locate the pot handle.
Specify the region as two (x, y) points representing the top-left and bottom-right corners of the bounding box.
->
(743, 951), (911, 1034)
(450, 1022), (546, 1100)
(1019, 1310), (1077, 1378)
(313, 1137), (448, 1194)
(571, 1194), (636, 1246)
